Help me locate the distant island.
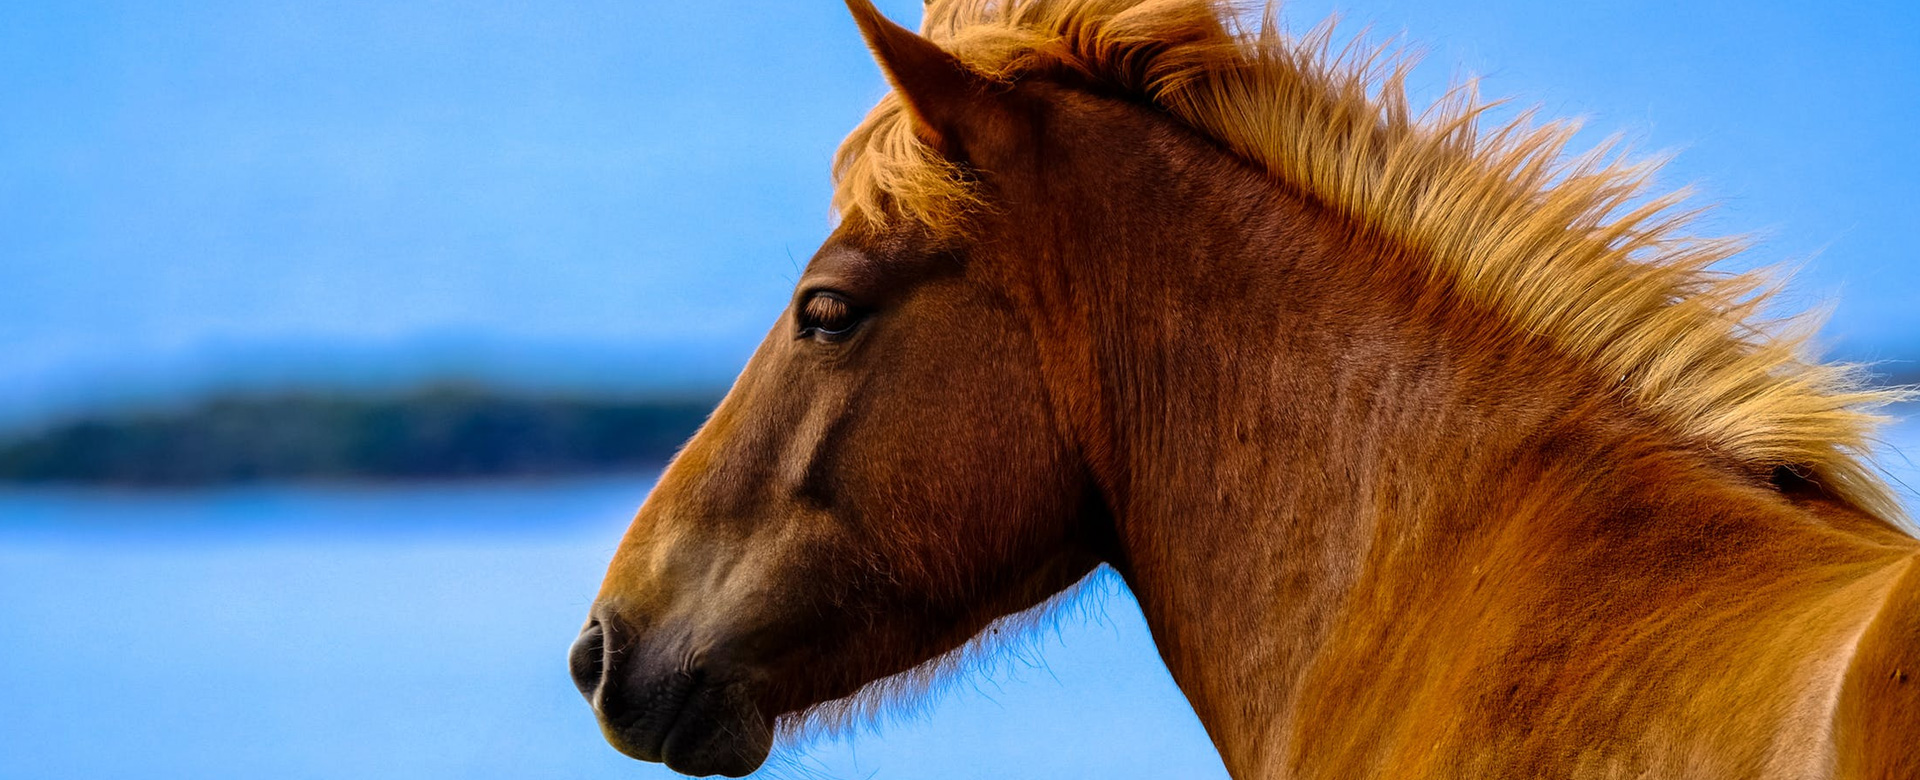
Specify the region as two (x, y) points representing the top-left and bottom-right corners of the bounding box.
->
(0, 387), (720, 486)
(0, 363), (1911, 489)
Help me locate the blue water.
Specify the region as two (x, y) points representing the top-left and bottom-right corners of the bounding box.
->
(4, 417), (1916, 780)
(0, 477), (1226, 780)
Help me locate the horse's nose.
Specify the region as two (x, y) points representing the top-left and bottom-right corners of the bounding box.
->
(569, 606), (769, 776)
(569, 616), (609, 701)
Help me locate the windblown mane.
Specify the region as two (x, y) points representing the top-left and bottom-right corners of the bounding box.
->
(833, 0), (1910, 522)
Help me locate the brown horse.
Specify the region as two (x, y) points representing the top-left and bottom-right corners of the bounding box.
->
(568, 1), (1919, 777)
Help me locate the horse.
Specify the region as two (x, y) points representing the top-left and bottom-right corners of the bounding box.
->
(567, 1), (1920, 776)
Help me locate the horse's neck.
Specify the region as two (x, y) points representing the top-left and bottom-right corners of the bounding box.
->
(1074, 180), (1913, 776)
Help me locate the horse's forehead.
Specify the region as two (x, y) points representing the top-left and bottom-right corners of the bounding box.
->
(805, 241), (875, 278)
(809, 225), (968, 285)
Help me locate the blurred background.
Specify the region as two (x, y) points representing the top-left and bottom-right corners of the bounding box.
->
(1, 1), (1914, 778)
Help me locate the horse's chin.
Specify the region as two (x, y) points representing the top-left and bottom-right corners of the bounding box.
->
(598, 672), (774, 778)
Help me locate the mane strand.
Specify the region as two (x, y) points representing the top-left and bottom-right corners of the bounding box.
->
(832, 0), (1912, 522)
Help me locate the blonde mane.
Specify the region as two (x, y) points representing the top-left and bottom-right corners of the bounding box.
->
(831, 0), (1909, 522)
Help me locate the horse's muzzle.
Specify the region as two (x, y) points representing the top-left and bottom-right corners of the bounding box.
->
(569, 611), (773, 777)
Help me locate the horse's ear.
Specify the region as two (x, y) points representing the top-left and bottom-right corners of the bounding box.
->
(845, 0), (1003, 156)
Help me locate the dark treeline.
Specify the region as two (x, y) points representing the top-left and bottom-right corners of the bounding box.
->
(0, 387), (720, 486)
(0, 366), (1912, 488)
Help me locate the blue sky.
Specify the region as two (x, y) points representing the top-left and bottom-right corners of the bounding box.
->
(2, 0), (1915, 424)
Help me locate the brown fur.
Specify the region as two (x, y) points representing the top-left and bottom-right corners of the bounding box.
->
(837, 0), (1909, 521)
(571, 2), (1919, 777)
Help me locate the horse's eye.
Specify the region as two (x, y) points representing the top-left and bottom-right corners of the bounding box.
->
(797, 292), (863, 340)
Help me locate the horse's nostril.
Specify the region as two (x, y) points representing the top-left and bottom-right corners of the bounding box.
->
(569, 618), (607, 701)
